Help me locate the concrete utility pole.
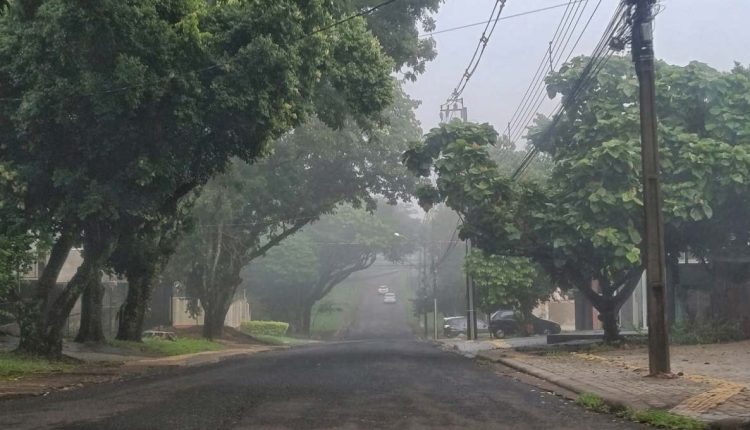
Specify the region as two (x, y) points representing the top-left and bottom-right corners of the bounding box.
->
(440, 100), (477, 340)
(439, 98), (468, 123)
(465, 240), (478, 340)
(431, 255), (438, 340)
(631, 0), (670, 375)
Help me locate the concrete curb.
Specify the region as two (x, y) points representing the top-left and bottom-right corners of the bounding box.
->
(123, 346), (281, 368)
(476, 352), (750, 430)
(0, 345), (284, 400)
(476, 352), (640, 411)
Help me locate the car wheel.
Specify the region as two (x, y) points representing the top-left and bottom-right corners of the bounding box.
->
(493, 328), (505, 339)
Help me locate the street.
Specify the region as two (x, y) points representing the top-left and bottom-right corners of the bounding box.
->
(0, 284), (646, 430)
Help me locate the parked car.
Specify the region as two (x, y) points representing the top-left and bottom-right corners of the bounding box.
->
(383, 292), (396, 303)
(489, 309), (561, 338)
(442, 316), (489, 338)
(377, 285), (389, 295)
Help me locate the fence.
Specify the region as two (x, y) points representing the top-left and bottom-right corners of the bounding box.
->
(171, 297), (250, 328)
(62, 281), (129, 339)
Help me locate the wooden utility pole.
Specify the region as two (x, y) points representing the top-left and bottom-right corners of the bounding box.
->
(631, 0), (670, 375)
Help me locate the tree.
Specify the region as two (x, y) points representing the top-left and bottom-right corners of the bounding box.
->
(405, 57), (750, 342)
(0, 0), (394, 356)
(164, 84), (420, 339)
(111, 0), (443, 342)
(542, 58), (750, 330)
(464, 252), (552, 331)
(246, 204), (416, 334)
(244, 232), (320, 327)
(0, 162), (43, 324)
(403, 120), (643, 342)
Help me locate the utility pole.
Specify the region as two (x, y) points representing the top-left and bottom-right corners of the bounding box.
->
(465, 240), (478, 340)
(631, 0), (670, 375)
(431, 255), (438, 340)
(421, 245), (428, 338)
(439, 98), (467, 123)
(443, 100), (477, 341)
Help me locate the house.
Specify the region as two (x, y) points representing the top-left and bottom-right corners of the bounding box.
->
(24, 250), (251, 337)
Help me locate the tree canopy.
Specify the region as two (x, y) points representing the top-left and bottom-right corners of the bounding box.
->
(0, 0), (398, 355)
(404, 56), (750, 342)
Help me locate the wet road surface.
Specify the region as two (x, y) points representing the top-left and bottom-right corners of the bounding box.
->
(0, 272), (645, 429)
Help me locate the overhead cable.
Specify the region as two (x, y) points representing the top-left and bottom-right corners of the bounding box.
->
(442, 0), (508, 110)
(511, 1), (633, 180)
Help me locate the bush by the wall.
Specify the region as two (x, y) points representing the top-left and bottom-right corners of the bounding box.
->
(240, 321), (289, 337)
(671, 320), (744, 345)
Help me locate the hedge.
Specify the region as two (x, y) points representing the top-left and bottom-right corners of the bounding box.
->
(240, 321), (289, 337)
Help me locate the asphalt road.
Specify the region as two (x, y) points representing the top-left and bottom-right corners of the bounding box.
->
(0, 274), (645, 429)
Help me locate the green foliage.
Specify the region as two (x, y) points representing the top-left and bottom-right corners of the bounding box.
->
(627, 410), (706, 430)
(111, 338), (223, 356)
(576, 393), (611, 413)
(576, 394), (706, 430)
(1, 0), (405, 351)
(0, 352), (74, 379)
(244, 204), (417, 333)
(671, 320), (744, 345)
(405, 56), (750, 342)
(353, 0), (441, 81)
(240, 321), (289, 337)
(464, 252), (553, 318)
(166, 84), (420, 336)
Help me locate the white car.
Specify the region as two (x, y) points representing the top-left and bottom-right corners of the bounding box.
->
(383, 292), (396, 303)
(377, 285), (389, 295)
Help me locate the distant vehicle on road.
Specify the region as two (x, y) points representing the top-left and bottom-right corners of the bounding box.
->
(377, 285), (389, 295)
(489, 310), (561, 339)
(442, 316), (489, 338)
(383, 292), (396, 303)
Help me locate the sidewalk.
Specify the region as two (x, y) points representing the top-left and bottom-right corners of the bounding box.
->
(0, 343), (281, 400)
(476, 341), (750, 428)
(439, 335), (547, 356)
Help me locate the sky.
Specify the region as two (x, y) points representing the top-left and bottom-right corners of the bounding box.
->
(404, 0), (750, 135)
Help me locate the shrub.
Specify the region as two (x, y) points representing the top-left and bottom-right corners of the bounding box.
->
(576, 393), (706, 429)
(576, 393), (610, 413)
(671, 320), (744, 345)
(240, 321), (289, 337)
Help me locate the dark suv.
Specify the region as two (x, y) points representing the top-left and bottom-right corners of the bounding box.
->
(489, 310), (561, 338)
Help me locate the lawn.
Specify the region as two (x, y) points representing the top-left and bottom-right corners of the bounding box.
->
(110, 337), (223, 357)
(310, 281), (366, 337)
(0, 352), (74, 380)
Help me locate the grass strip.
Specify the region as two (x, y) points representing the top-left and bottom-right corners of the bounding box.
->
(576, 393), (706, 430)
(110, 338), (223, 357)
(0, 352), (75, 380)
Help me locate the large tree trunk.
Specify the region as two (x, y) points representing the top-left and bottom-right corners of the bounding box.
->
(598, 305), (620, 343)
(116, 272), (153, 342)
(17, 232), (75, 355)
(18, 222), (116, 358)
(572, 271), (642, 345)
(202, 293), (231, 340)
(75, 277), (105, 343)
(300, 302), (313, 336)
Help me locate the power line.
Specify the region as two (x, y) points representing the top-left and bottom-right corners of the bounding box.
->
(442, 0), (508, 111)
(511, 1), (633, 180)
(419, 1), (584, 38)
(506, 0), (594, 143)
(304, 0), (399, 39)
(504, 0), (586, 141)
